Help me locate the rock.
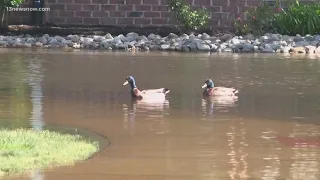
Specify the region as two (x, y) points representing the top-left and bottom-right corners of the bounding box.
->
(305, 46), (316, 53)
(126, 32), (139, 42)
(93, 35), (105, 42)
(259, 36), (269, 42)
(304, 34), (314, 41)
(262, 44), (275, 53)
(253, 46), (260, 52)
(83, 38), (93, 46)
(0, 41), (7, 46)
(222, 47), (233, 52)
(310, 40), (319, 46)
(197, 43), (210, 51)
(71, 35), (80, 42)
(167, 33), (178, 39)
(280, 46), (291, 53)
(23, 43), (32, 48)
(54, 36), (65, 42)
(72, 43), (81, 48)
(209, 44), (218, 51)
(148, 33), (156, 40)
(201, 33), (211, 40)
(231, 38), (241, 45)
(48, 38), (58, 45)
(282, 35), (293, 42)
(316, 46), (320, 54)
(182, 45), (189, 51)
(293, 34), (304, 42)
(243, 43), (254, 50)
(290, 47), (305, 53)
(220, 34), (233, 41)
(160, 44), (170, 50)
(149, 44), (160, 50)
(105, 33), (113, 39)
(35, 42), (43, 47)
(294, 41), (309, 47)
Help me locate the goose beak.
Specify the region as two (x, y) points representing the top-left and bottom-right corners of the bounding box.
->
(123, 81), (129, 86)
(201, 83), (207, 88)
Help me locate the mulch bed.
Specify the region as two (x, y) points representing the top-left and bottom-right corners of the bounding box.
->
(0, 25), (235, 37)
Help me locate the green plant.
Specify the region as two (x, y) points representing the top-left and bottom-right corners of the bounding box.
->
(234, 0), (280, 36)
(168, 0), (210, 32)
(274, 0), (320, 36)
(0, 0), (25, 28)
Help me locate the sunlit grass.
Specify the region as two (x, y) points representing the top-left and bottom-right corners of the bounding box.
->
(0, 128), (99, 176)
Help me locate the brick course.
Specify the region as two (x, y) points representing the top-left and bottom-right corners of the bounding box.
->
(6, 0), (317, 29)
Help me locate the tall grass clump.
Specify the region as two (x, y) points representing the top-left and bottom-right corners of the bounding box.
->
(234, 0), (320, 36)
(0, 128), (99, 176)
(274, 0), (320, 36)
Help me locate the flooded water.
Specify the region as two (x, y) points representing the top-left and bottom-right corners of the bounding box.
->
(1, 49), (320, 180)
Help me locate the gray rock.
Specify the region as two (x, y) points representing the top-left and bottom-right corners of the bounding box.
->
(0, 41), (7, 46)
(197, 43), (210, 51)
(126, 32), (139, 41)
(167, 33), (178, 39)
(310, 40), (319, 46)
(231, 38), (241, 45)
(280, 46), (291, 53)
(304, 34), (314, 41)
(222, 47), (233, 52)
(282, 35), (293, 42)
(105, 33), (113, 39)
(35, 42), (43, 47)
(220, 34), (233, 41)
(201, 33), (211, 40)
(148, 33), (156, 40)
(253, 46), (260, 52)
(149, 44), (160, 50)
(72, 43), (81, 48)
(294, 34), (304, 42)
(48, 38), (58, 45)
(93, 35), (105, 42)
(55, 36), (65, 42)
(243, 43), (254, 50)
(160, 44), (170, 50)
(83, 38), (93, 46)
(262, 44), (275, 53)
(294, 41), (309, 47)
(209, 44), (218, 51)
(23, 43), (32, 48)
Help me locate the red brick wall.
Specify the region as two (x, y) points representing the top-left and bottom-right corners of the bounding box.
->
(5, 0), (276, 28)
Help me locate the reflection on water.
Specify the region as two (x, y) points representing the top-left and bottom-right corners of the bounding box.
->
(122, 99), (170, 135)
(201, 95), (238, 120)
(26, 57), (44, 130)
(0, 49), (320, 180)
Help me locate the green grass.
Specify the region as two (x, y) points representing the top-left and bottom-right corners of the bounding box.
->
(0, 128), (99, 176)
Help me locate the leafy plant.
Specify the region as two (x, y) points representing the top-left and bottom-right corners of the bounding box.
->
(274, 0), (320, 36)
(168, 0), (210, 32)
(234, 0), (281, 36)
(0, 0), (25, 28)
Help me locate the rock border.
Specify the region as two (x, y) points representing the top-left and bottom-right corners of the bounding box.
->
(0, 31), (319, 54)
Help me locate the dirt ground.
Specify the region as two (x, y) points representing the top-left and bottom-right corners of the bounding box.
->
(1, 25), (235, 37)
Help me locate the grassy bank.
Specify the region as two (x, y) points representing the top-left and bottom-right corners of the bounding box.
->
(0, 128), (99, 176)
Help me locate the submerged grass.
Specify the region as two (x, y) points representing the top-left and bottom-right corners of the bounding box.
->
(0, 128), (99, 176)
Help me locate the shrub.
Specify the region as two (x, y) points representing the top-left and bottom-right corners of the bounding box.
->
(168, 0), (210, 32)
(0, 0), (25, 28)
(274, 0), (320, 36)
(234, 0), (280, 36)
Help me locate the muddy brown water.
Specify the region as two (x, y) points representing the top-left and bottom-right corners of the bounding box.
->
(1, 49), (320, 180)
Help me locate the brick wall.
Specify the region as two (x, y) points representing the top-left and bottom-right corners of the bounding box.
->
(5, 0), (313, 29)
